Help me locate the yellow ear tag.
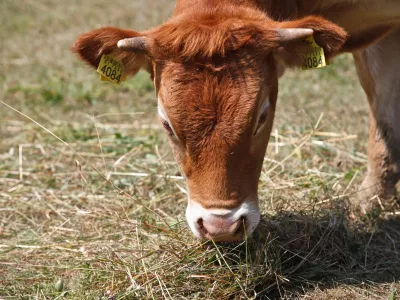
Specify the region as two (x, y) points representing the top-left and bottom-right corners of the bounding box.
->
(99, 74), (127, 82)
(301, 36), (327, 71)
(97, 54), (125, 85)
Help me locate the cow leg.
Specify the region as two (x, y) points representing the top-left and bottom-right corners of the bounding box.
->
(353, 28), (400, 213)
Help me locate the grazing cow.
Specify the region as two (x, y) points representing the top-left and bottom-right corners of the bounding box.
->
(72, 0), (400, 242)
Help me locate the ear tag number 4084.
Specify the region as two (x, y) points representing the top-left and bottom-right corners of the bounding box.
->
(301, 36), (327, 71)
(97, 54), (125, 85)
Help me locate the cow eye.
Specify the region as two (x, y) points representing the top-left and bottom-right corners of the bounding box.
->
(254, 112), (267, 135)
(161, 119), (174, 137)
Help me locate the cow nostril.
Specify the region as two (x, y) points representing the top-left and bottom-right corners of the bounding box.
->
(197, 218), (204, 228)
(197, 218), (208, 235)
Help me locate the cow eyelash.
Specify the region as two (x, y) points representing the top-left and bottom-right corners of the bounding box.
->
(254, 112), (268, 135)
(161, 119), (174, 136)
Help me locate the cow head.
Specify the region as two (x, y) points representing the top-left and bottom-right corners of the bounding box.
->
(72, 5), (346, 242)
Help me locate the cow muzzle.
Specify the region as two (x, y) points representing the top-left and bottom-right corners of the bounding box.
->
(185, 199), (260, 242)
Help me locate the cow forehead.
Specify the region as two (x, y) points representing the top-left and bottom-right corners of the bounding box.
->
(157, 61), (268, 149)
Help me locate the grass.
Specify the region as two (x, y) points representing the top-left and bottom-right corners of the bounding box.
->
(1, 1), (399, 299)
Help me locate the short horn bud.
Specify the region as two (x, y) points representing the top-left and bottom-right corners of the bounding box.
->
(117, 37), (150, 52)
(276, 28), (314, 43)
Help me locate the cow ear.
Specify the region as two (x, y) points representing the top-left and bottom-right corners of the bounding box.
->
(272, 16), (347, 68)
(71, 27), (153, 76)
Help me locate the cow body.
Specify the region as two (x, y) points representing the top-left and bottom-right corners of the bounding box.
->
(72, 0), (400, 241)
(263, 0), (400, 212)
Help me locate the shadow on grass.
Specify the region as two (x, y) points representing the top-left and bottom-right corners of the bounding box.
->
(218, 209), (400, 299)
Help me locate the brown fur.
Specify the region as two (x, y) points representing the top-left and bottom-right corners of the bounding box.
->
(155, 52), (274, 209)
(147, 7), (280, 61)
(353, 29), (400, 212)
(71, 0), (346, 212)
(71, 0), (400, 231)
(71, 27), (152, 76)
(73, 4), (347, 67)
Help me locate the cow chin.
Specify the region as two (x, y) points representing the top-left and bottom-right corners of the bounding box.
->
(185, 198), (260, 242)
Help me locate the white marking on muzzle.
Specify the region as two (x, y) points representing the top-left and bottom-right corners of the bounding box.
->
(185, 199), (261, 239)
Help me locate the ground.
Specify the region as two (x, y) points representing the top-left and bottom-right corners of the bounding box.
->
(1, 1), (399, 299)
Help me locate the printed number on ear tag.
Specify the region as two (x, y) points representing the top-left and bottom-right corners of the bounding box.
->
(97, 54), (125, 85)
(301, 36), (327, 71)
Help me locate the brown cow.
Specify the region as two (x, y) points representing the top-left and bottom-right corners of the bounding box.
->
(72, 0), (400, 242)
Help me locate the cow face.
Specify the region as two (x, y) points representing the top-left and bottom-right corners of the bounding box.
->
(153, 56), (277, 241)
(72, 6), (346, 242)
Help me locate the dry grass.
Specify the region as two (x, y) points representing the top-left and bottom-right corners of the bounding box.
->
(1, 1), (399, 299)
